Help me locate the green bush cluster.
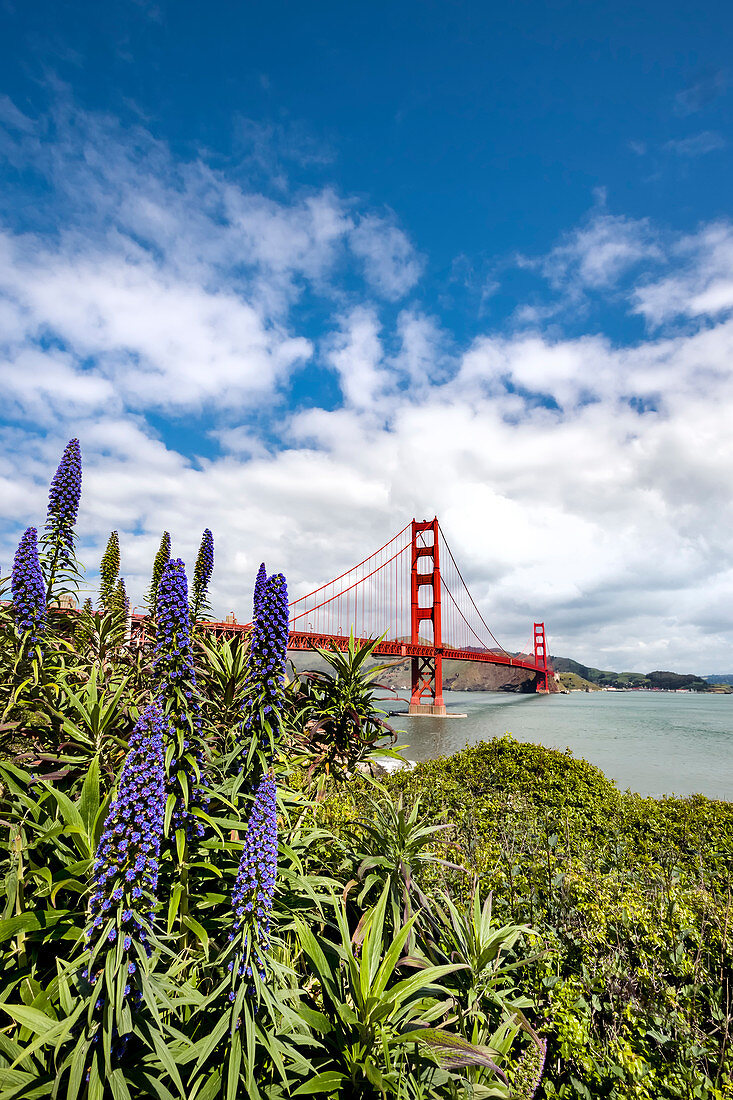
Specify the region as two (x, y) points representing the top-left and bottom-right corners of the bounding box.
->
(317, 739), (733, 1099)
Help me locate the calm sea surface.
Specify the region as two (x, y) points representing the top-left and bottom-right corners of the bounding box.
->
(385, 690), (733, 800)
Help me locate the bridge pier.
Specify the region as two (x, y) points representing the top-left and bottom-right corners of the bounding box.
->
(534, 622), (549, 692)
(409, 651), (446, 715)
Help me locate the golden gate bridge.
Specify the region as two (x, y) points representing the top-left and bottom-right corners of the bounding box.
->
(194, 517), (552, 715)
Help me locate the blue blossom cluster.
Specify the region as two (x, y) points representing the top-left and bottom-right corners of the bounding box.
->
(190, 528), (214, 621)
(11, 527), (46, 645)
(153, 558), (195, 683)
(229, 773), (278, 987)
(153, 558), (209, 837)
(87, 704), (166, 959)
(241, 572), (289, 750)
(253, 562), (267, 618)
(45, 438), (82, 550)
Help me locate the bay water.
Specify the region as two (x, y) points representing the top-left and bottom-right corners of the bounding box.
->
(385, 690), (732, 800)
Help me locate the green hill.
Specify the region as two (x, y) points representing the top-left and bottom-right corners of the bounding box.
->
(551, 656), (716, 691)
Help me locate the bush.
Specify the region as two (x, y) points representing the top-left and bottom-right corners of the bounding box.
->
(316, 739), (733, 1099)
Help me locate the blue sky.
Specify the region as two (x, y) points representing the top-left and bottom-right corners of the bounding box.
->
(1, 0), (732, 671)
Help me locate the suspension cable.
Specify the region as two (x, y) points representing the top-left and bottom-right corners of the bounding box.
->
(437, 522), (512, 658)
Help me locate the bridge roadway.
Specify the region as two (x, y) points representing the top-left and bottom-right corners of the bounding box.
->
(157, 615), (547, 677)
(287, 630), (546, 674)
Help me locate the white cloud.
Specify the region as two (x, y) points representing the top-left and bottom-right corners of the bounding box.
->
(674, 71), (729, 116)
(349, 215), (424, 300)
(2, 99), (733, 673)
(634, 221), (733, 324)
(528, 210), (660, 294)
(325, 307), (387, 410)
(664, 131), (726, 157)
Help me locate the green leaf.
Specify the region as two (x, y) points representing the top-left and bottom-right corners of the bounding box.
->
(107, 1069), (132, 1100)
(226, 1028), (242, 1100)
(148, 1030), (186, 1098)
(164, 793), (176, 837)
(290, 1006), (333, 1035)
(182, 915), (209, 956)
(78, 756), (100, 837)
(66, 1034), (90, 1100)
(167, 885), (183, 935)
(191, 1013), (230, 1075)
(190, 1072), (221, 1100)
(40, 785), (84, 834)
(0, 1004), (60, 1035)
(292, 1072), (347, 1095)
(0, 911), (70, 942)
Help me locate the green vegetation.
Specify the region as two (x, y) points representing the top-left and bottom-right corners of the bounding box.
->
(556, 672), (600, 692)
(551, 657), (721, 692)
(318, 740), (733, 1099)
(2, 439), (730, 1099)
(0, 439), (546, 1100)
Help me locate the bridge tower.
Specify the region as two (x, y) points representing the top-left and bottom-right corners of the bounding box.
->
(409, 518), (446, 716)
(534, 622), (549, 693)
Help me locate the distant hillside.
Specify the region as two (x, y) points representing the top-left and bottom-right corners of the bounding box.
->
(550, 656), (725, 692)
(556, 671), (601, 692)
(288, 648), (729, 695)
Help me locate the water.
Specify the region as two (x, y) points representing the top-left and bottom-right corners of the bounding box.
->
(384, 690), (733, 800)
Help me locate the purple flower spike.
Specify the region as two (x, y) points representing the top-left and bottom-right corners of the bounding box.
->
(45, 438), (82, 551)
(241, 572), (289, 753)
(11, 527), (46, 645)
(153, 558), (209, 838)
(253, 563), (267, 619)
(154, 559), (192, 674)
(231, 773), (278, 981)
(87, 704), (166, 955)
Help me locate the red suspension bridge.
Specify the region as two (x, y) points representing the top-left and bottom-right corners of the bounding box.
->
(200, 517), (552, 715)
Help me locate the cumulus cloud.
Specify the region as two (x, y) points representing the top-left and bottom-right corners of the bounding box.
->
(349, 214), (424, 299)
(634, 221), (733, 324)
(541, 213), (658, 291)
(2, 97), (733, 673)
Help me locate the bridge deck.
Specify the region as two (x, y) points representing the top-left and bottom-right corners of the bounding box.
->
(156, 617), (549, 676)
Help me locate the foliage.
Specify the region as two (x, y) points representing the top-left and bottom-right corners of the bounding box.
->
(0, 442), (541, 1099)
(288, 633), (401, 790)
(551, 657), (712, 692)
(319, 739), (733, 1099)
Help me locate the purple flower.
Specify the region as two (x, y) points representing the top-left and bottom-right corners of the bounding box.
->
(241, 573), (289, 753)
(40, 438), (83, 600)
(45, 438), (82, 549)
(153, 558), (209, 838)
(231, 773), (278, 983)
(87, 704), (166, 951)
(253, 563), (267, 619)
(11, 527), (46, 645)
